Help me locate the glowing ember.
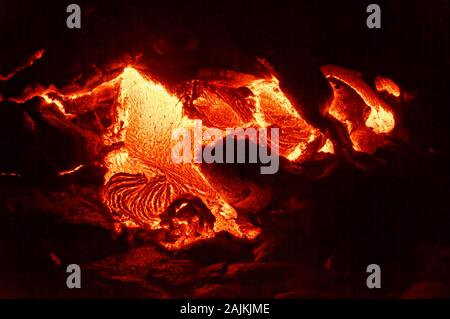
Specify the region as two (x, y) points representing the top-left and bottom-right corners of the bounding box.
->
(0, 172), (21, 177)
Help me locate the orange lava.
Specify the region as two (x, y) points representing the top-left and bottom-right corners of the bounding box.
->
(321, 65), (396, 152)
(375, 76), (401, 97)
(27, 64), (398, 248)
(102, 68), (323, 248)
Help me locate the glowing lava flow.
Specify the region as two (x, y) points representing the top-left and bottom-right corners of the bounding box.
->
(101, 68), (326, 247)
(321, 65), (396, 152)
(246, 77), (321, 161)
(321, 65), (395, 134)
(375, 75), (401, 98)
(28, 64), (398, 248)
(103, 68), (257, 247)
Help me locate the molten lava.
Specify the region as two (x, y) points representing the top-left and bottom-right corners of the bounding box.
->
(103, 68), (257, 248)
(375, 75), (401, 97)
(102, 68), (322, 248)
(321, 65), (396, 153)
(24, 63), (398, 249)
